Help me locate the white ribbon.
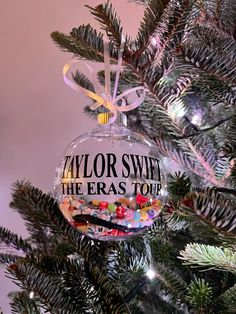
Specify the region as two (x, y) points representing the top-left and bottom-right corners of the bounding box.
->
(63, 37), (146, 124)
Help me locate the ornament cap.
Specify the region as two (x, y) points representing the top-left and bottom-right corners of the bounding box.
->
(97, 112), (127, 126)
(97, 113), (113, 125)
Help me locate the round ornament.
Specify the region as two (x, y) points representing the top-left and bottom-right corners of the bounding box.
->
(54, 117), (167, 240)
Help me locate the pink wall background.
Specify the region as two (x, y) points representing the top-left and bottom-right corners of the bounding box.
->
(0, 1), (143, 312)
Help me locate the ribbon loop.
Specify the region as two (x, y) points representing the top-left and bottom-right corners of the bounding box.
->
(63, 37), (146, 124)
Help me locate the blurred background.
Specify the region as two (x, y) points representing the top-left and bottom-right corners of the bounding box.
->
(0, 1), (143, 312)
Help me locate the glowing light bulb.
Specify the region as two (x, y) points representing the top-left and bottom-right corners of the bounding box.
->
(151, 37), (157, 45)
(146, 269), (156, 280)
(191, 113), (202, 126)
(29, 291), (34, 299)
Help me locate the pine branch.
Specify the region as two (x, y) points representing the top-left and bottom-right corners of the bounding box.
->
(179, 243), (236, 273)
(84, 262), (130, 314)
(193, 24), (236, 59)
(163, 210), (191, 231)
(143, 216), (168, 241)
(51, 25), (105, 62)
(214, 283), (236, 313)
(186, 277), (213, 312)
(138, 97), (185, 139)
(151, 236), (183, 267)
(72, 71), (95, 92)
(86, 2), (124, 46)
(0, 227), (32, 254)
(0, 253), (20, 265)
(180, 188), (236, 239)
(221, 0), (236, 36)
(153, 262), (188, 302)
(129, 0), (149, 5)
(154, 137), (209, 179)
(9, 291), (41, 314)
(135, 0), (171, 52)
(7, 259), (97, 314)
(168, 172), (192, 202)
(114, 238), (151, 284)
(10, 181), (65, 252)
(197, 78), (236, 107)
(135, 0), (195, 68)
(220, 116), (236, 161)
(181, 41), (236, 85)
(187, 132), (230, 181)
(25, 254), (83, 276)
(197, 0), (236, 36)
(138, 290), (186, 314)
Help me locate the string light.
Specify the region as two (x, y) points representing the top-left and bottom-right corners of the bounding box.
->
(151, 37), (158, 45)
(146, 268), (156, 280)
(29, 291), (34, 299)
(191, 113), (202, 126)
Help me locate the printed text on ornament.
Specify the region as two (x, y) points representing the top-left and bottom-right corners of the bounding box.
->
(60, 153), (162, 196)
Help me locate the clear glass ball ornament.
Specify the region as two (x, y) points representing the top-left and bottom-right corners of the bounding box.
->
(54, 116), (167, 240)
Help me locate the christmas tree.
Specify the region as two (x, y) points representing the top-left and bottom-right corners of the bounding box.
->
(1, 0), (236, 313)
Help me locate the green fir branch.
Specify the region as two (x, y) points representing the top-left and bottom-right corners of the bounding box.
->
(10, 181), (65, 252)
(163, 210), (191, 231)
(179, 243), (236, 273)
(115, 238), (151, 284)
(0, 253), (20, 265)
(220, 0), (236, 35)
(129, 0), (149, 5)
(186, 277), (213, 312)
(138, 290), (186, 314)
(135, 0), (171, 52)
(154, 137), (207, 178)
(72, 71), (95, 92)
(187, 132), (230, 181)
(135, 0), (195, 65)
(168, 172), (192, 202)
(198, 78), (236, 107)
(0, 227), (32, 254)
(51, 25), (105, 62)
(198, 0), (236, 36)
(7, 259), (97, 314)
(181, 41), (236, 85)
(143, 216), (168, 241)
(220, 115), (236, 162)
(24, 254), (83, 277)
(180, 188), (236, 238)
(86, 2), (124, 46)
(138, 100), (181, 138)
(214, 283), (236, 313)
(152, 262), (188, 302)
(9, 291), (41, 314)
(84, 262), (130, 314)
(193, 25), (236, 59)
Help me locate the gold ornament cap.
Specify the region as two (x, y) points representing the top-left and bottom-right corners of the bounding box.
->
(97, 113), (113, 125)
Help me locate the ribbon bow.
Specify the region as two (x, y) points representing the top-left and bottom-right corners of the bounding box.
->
(63, 37), (146, 124)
